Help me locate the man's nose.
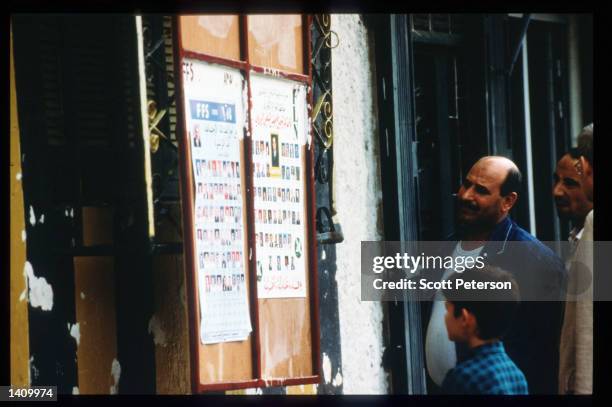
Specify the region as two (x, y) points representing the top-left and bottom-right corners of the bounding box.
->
(459, 185), (474, 200)
(552, 182), (564, 198)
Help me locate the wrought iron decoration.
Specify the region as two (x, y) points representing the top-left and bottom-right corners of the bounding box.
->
(311, 15), (343, 244)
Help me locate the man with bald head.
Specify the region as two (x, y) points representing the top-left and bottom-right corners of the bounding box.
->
(425, 156), (566, 394)
(455, 156), (522, 243)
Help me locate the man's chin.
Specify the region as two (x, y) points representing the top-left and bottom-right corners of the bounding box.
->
(456, 215), (498, 234)
(457, 214), (477, 226)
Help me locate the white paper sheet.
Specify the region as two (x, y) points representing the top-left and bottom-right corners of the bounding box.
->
(182, 59), (252, 344)
(250, 74), (309, 299)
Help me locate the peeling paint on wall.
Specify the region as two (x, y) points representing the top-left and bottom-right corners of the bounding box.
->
(29, 206), (36, 226)
(332, 371), (343, 387)
(322, 353), (332, 384)
(28, 356), (33, 384)
(68, 323), (81, 346)
(110, 359), (121, 394)
(24, 261), (54, 311)
(30, 356), (39, 382)
(148, 315), (167, 347)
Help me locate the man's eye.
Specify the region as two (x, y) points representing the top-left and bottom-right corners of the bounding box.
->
(564, 179), (580, 188)
(475, 186), (489, 194)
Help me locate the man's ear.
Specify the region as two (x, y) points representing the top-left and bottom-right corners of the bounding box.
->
(580, 156), (593, 177)
(501, 191), (518, 213)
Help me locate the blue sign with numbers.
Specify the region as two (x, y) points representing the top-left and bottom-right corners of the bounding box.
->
(190, 100), (236, 123)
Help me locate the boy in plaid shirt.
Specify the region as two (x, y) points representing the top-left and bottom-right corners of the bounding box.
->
(441, 266), (528, 395)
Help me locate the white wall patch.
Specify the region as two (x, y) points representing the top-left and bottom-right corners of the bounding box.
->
(39, 214), (45, 224)
(29, 206), (36, 226)
(80, 292), (86, 300)
(72, 387), (80, 395)
(24, 261), (54, 311)
(68, 323), (81, 346)
(21, 229), (26, 242)
(148, 315), (167, 347)
(29, 356), (34, 384)
(16, 172), (22, 181)
(322, 353), (332, 384)
(110, 359), (121, 394)
(70, 208), (74, 218)
(30, 358), (40, 381)
(332, 371), (343, 387)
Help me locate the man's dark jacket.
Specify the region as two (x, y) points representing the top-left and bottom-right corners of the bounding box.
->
(422, 216), (567, 394)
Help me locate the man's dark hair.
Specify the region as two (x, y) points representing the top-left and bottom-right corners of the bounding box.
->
(500, 166), (522, 197)
(561, 148), (580, 162)
(569, 124), (593, 167)
(442, 266), (520, 340)
(578, 124), (594, 166)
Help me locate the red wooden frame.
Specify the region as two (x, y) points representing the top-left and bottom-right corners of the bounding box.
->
(173, 14), (320, 394)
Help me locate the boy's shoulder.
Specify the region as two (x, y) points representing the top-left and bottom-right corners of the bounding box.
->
(442, 342), (528, 395)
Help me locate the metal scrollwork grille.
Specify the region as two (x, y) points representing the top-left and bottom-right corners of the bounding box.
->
(311, 15), (338, 150)
(311, 14), (343, 243)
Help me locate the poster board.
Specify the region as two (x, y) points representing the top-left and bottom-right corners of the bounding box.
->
(175, 15), (319, 392)
(249, 74), (314, 379)
(180, 59), (256, 386)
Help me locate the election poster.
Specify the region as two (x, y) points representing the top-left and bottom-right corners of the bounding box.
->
(182, 59), (252, 344)
(250, 74), (309, 299)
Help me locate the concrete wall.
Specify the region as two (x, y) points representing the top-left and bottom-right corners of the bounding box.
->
(331, 14), (388, 394)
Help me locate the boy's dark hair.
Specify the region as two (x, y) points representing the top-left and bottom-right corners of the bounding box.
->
(442, 265), (521, 340)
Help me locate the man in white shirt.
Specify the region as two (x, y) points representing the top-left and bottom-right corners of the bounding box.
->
(425, 156), (521, 389)
(553, 150), (593, 260)
(424, 156), (566, 394)
(559, 124), (594, 394)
